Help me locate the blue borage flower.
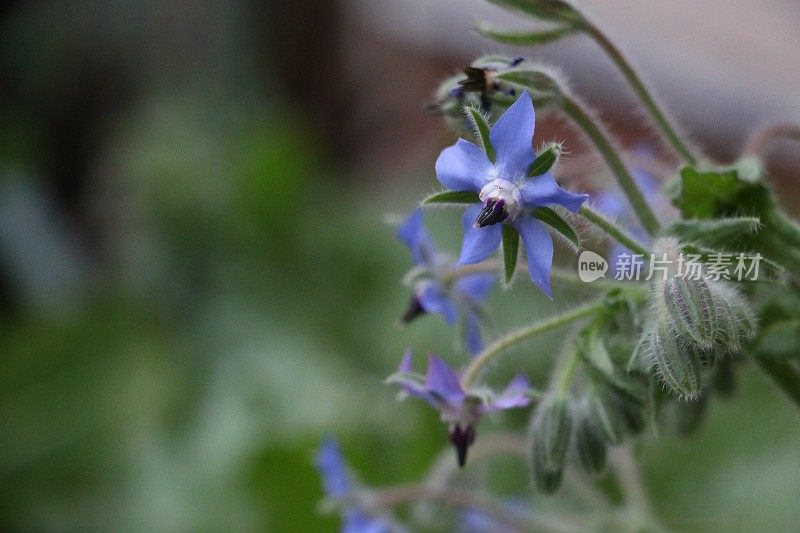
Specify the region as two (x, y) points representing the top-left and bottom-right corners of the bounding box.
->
(435, 90), (588, 298)
(398, 208), (495, 355)
(316, 439), (404, 533)
(388, 351), (533, 467)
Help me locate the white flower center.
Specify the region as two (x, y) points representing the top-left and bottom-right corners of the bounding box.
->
(478, 179), (523, 223)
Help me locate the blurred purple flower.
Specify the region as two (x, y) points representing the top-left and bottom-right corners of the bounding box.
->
(398, 208), (495, 355)
(434, 90), (588, 297)
(458, 498), (533, 533)
(316, 439), (400, 533)
(388, 351), (533, 467)
(594, 153), (675, 275)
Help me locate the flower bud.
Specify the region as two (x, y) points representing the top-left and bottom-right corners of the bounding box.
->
(662, 275), (717, 350)
(707, 281), (756, 352)
(646, 321), (704, 401)
(588, 386), (645, 445)
(530, 397), (572, 494)
(528, 142), (563, 177)
(575, 409), (607, 475)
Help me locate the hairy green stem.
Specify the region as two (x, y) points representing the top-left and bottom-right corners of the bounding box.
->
(583, 24), (698, 166)
(370, 484), (535, 530)
(755, 357), (800, 411)
(461, 299), (605, 389)
(610, 445), (666, 533)
(578, 205), (652, 256)
(555, 345), (582, 398)
(560, 94), (661, 235)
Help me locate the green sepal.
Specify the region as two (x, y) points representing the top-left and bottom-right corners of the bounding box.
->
(667, 217), (761, 248)
(575, 410), (607, 475)
(502, 225), (520, 284)
(464, 105), (496, 163)
(528, 142), (562, 177)
(475, 22), (575, 46)
(422, 190), (480, 205)
(494, 69), (562, 103)
(531, 206), (581, 253)
(530, 396), (573, 494)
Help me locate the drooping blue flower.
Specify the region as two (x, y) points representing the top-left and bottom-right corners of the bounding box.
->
(316, 439), (401, 533)
(398, 208), (495, 355)
(435, 90), (588, 298)
(388, 351), (533, 467)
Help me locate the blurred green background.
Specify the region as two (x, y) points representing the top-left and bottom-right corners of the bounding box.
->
(0, 1), (798, 531)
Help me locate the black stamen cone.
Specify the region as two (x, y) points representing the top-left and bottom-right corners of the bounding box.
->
(401, 295), (426, 324)
(458, 67), (488, 92)
(474, 199), (508, 228)
(449, 425), (476, 468)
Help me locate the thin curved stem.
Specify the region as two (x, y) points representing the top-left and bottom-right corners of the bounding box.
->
(583, 23), (699, 166)
(743, 123), (800, 157)
(419, 432), (612, 511)
(560, 94), (661, 235)
(610, 445), (666, 533)
(555, 344), (582, 398)
(578, 205), (652, 256)
(370, 484), (534, 530)
(460, 298), (605, 389)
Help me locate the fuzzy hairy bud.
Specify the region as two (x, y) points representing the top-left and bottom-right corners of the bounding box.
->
(530, 397), (572, 494)
(575, 408), (607, 475)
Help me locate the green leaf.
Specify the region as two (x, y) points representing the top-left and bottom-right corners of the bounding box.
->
(475, 22), (575, 46)
(667, 217), (761, 248)
(502, 225), (520, 283)
(422, 190), (480, 205)
(675, 166), (750, 219)
(528, 142), (561, 176)
(675, 165), (800, 274)
(531, 206), (580, 253)
(464, 106), (496, 163)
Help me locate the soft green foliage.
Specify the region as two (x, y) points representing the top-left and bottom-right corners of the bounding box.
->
(502, 225), (520, 284)
(422, 190), (481, 204)
(475, 22), (576, 45)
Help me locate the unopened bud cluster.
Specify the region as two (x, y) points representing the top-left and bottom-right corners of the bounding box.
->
(641, 238), (757, 400)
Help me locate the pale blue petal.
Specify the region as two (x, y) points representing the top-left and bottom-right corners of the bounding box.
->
(454, 273), (495, 302)
(485, 373), (533, 411)
(316, 439), (351, 497)
(489, 90), (536, 176)
(395, 352), (436, 404)
(343, 510), (394, 533)
(435, 138), (492, 192)
(397, 208), (435, 264)
(519, 172), (588, 213)
(464, 313), (484, 356)
(425, 355), (465, 404)
(398, 349), (414, 373)
(513, 216), (554, 298)
(458, 204), (503, 265)
(418, 284), (458, 324)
